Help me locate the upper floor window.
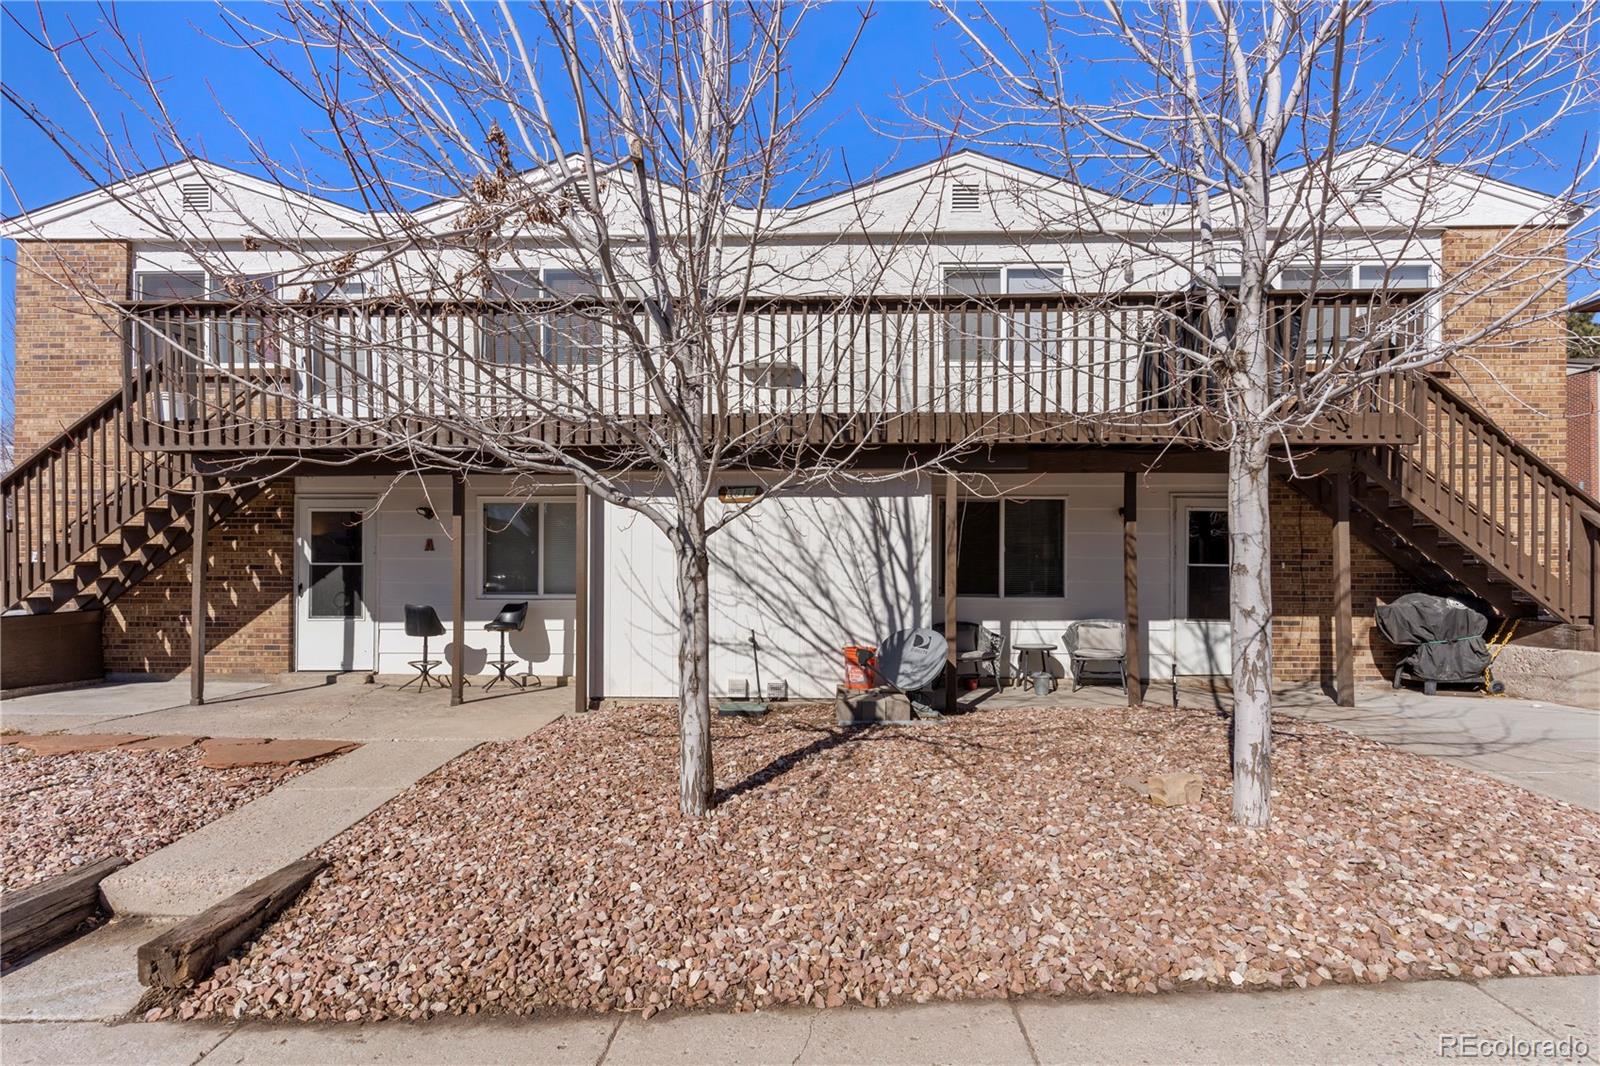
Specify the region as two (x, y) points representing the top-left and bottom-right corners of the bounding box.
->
(944, 265), (1064, 361)
(136, 272), (206, 300)
(480, 267), (600, 367)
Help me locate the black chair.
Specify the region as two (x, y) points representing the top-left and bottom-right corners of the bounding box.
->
(400, 604), (449, 692)
(483, 602), (529, 691)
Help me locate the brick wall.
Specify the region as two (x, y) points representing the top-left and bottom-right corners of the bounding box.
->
(1440, 227), (1568, 471)
(1567, 368), (1599, 494)
(102, 479), (294, 677)
(1270, 480), (1411, 685)
(11, 240), (130, 459)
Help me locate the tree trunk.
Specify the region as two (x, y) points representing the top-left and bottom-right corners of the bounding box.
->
(1228, 434), (1274, 827)
(674, 508), (714, 818)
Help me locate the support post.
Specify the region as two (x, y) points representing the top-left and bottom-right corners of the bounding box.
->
(1123, 472), (1143, 706)
(450, 473), (466, 707)
(943, 474), (959, 715)
(189, 477), (208, 706)
(1332, 471), (1355, 707)
(574, 483), (589, 713)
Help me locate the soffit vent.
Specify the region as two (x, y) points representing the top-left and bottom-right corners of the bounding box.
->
(949, 182), (982, 212)
(181, 182), (213, 212)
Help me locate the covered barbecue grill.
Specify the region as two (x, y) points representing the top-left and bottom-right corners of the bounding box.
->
(1374, 592), (1494, 694)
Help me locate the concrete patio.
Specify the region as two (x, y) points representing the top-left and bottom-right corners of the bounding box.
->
(1, 675), (572, 742)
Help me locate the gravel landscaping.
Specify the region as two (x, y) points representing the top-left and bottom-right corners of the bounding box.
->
(176, 704), (1600, 1022)
(1, 743), (321, 893)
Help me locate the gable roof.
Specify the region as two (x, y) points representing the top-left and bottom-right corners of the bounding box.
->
(0, 158), (373, 241)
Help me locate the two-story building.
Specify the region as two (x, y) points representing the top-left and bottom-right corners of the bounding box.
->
(3, 150), (1595, 707)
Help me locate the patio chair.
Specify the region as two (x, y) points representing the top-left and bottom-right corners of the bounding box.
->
(1063, 620), (1128, 692)
(483, 602), (529, 691)
(400, 603), (450, 692)
(933, 620), (1003, 687)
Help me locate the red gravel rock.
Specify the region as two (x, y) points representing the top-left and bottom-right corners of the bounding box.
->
(180, 705), (1600, 1022)
(1, 745), (329, 893)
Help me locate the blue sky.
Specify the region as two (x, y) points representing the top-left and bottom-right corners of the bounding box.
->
(3, 2), (1595, 434)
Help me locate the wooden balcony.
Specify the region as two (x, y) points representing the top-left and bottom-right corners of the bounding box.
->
(121, 292), (1426, 454)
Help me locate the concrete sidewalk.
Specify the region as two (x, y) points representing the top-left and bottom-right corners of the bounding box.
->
(2, 976), (1595, 1065)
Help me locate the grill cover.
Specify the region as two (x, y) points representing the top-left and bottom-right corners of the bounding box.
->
(1374, 592), (1492, 683)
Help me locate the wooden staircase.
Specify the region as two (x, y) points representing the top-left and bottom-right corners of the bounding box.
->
(2, 387), (261, 615)
(1289, 374), (1600, 634)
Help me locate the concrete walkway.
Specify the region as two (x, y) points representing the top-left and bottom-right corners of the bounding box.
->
(1, 678), (571, 1040)
(2, 975), (1595, 1065)
(1271, 682), (1600, 811)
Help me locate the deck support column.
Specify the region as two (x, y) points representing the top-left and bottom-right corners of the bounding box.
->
(1332, 470), (1356, 707)
(943, 474), (958, 715)
(450, 473), (467, 707)
(1123, 472), (1143, 706)
(189, 476), (208, 706)
(574, 483), (589, 713)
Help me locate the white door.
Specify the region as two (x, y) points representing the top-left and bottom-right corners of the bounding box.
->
(295, 499), (376, 671)
(1170, 500), (1232, 676)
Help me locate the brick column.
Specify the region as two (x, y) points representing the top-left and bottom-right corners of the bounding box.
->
(11, 240), (132, 459)
(1440, 227), (1568, 472)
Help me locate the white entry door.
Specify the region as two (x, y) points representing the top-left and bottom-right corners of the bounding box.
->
(1169, 499), (1232, 676)
(295, 499), (376, 671)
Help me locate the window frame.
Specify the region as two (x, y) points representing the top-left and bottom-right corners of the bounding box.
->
(1173, 497), (1230, 621)
(935, 493), (1068, 600)
(478, 494), (579, 600)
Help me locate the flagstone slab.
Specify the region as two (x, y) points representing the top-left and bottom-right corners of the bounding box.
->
(197, 737), (360, 769)
(4, 734), (150, 756)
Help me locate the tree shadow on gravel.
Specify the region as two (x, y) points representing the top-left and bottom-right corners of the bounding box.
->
(714, 724), (879, 804)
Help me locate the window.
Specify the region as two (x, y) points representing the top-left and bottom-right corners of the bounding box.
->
(1184, 508), (1229, 619)
(936, 498), (1065, 598)
(306, 280), (369, 397)
(944, 266), (1065, 361)
(136, 272), (207, 299)
(211, 274), (278, 366)
(1357, 263), (1430, 290)
(1279, 265), (1353, 291)
(480, 268), (600, 366)
(482, 498), (577, 597)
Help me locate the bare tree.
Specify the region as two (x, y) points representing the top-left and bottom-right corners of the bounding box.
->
(929, 0), (1600, 824)
(5, 0), (1008, 818)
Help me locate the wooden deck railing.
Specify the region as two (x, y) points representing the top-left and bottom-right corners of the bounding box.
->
(120, 291), (1426, 452)
(1363, 373), (1600, 626)
(2, 378), (191, 610)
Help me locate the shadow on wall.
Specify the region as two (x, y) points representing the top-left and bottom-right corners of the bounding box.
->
(609, 483), (931, 699)
(101, 481), (294, 677)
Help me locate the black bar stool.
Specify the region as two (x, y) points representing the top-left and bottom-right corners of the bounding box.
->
(400, 604), (448, 691)
(484, 602), (529, 691)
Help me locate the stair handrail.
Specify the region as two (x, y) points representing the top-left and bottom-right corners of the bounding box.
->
(2, 369), (194, 610)
(1382, 372), (1600, 626)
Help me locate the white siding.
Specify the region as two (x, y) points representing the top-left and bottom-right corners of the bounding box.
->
(295, 475), (577, 678)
